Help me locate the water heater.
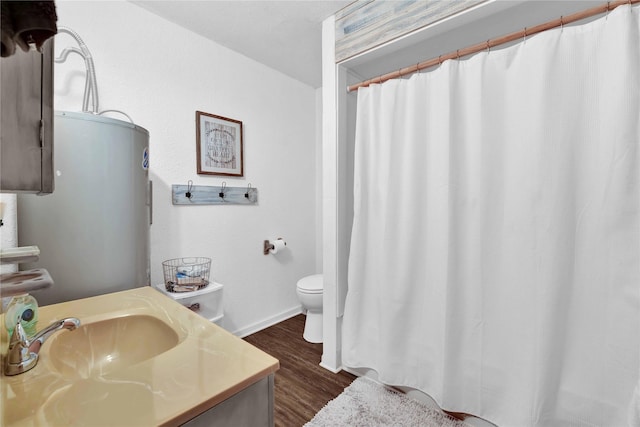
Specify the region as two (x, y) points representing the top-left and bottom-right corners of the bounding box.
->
(18, 111), (151, 306)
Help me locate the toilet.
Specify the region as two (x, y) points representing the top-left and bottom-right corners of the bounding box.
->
(296, 274), (323, 343)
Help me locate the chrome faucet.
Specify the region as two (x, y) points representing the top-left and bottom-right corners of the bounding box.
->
(4, 317), (80, 376)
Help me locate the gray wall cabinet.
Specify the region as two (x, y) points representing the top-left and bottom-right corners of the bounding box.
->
(1, 40), (54, 194)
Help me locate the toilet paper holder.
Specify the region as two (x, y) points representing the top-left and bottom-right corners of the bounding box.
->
(263, 238), (286, 255)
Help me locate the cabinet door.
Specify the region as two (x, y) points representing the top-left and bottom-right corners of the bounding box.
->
(0, 40), (54, 194)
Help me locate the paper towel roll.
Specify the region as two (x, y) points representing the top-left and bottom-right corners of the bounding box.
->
(270, 239), (286, 254)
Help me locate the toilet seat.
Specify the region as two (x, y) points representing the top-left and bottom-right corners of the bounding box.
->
(296, 274), (323, 293)
(297, 287), (322, 295)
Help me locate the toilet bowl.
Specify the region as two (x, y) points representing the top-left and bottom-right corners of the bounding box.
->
(296, 274), (323, 343)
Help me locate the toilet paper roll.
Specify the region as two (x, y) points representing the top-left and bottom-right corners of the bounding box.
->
(270, 239), (286, 254)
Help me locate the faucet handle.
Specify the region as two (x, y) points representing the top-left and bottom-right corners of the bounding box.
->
(8, 320), (28, 347)
(5, 322), (38, 375)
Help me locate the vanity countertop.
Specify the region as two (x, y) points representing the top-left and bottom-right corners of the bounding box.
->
(1, 286), (279, 426)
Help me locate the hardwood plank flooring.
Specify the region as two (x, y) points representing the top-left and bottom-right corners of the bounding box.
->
(244, 314), (356, 427)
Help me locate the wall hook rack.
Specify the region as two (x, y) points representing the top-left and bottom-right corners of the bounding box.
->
(172, 183), (258, 205)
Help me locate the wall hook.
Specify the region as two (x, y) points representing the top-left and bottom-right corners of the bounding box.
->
(219, 182), (226, 198)
(244, 183), (252, 198)
(186, 180), (193, 199)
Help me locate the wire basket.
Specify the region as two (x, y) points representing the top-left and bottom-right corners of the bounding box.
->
(162, 257), (211, 292)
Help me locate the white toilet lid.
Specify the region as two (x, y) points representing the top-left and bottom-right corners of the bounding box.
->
(297, 274), (323, 293)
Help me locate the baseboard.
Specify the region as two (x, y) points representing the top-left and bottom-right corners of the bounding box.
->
(233, 306), (303, 338)
(319, 361), (343, 374)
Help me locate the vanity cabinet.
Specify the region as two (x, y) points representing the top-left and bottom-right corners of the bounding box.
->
(183, 375), (274, 427)
(0, 39), (54, 194)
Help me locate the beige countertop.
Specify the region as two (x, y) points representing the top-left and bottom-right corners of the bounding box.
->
(1, 286), (279, 426)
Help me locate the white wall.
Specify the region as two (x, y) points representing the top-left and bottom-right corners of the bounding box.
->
(314, 88), (323, 273)
(54, 0), (318, 336)
(0, 195), (17, 275)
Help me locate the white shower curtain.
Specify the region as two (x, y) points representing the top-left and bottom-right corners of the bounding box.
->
(343, 5), (640, 427)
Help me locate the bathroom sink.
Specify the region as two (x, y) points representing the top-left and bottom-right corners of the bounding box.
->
(46, 314), (179, 379)
(2, 287), (278, 427)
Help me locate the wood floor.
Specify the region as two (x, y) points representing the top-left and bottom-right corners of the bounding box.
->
(244, 314), (356, 427)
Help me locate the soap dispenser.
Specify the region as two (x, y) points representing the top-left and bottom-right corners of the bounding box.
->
(5, 294), (38, 337)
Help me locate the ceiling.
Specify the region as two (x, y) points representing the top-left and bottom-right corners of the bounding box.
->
(130, 0), (352, 89)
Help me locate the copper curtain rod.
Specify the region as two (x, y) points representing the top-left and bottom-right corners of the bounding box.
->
(347, 0), (639, 92)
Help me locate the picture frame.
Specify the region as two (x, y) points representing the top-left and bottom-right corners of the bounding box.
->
(196, 111), (244, 177)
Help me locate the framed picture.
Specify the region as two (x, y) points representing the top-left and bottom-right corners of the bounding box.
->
(196, 111), (243, 177)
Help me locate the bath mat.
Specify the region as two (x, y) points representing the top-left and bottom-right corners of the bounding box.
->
(305, 376), (469, 427)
